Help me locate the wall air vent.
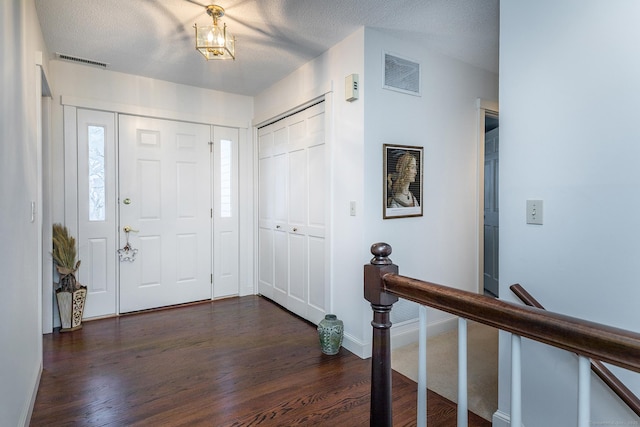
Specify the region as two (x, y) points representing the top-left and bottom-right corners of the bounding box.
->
(383, 52), (420, 96)
(56, 52), (108, 69)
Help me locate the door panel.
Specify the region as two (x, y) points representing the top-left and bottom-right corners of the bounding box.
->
(258, 138), (274, 298)
(288, 232), (307, 318)
(258, 228), (274, 297)
(308, 144), (325, 231)
(212, 126), (240, 298)
(76, 109), (117, 318)
(140, 235), (161, 286)
(118, 115), (212, 313)
(257, 101), (327, 324)
(273, 229), (288, 306)
(289, 149), (307, 227)
(307, 236), (325, 320)
(273, 153), (288, 224)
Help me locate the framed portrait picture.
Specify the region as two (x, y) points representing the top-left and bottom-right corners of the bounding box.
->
(383, 144), (424, 219)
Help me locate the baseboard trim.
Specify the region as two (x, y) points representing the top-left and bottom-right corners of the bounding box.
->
(342, 316), (459, 359)
(391, 316), (458, 349)
(22, 362), (42, 427)
(492, 409), (526, 427)
(342, 332), (370, 358)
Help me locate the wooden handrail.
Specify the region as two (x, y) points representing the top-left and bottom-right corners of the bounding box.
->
(363, 242), (640, 426)
(383, 274), (640, 373)
(510, 283), (640, 419)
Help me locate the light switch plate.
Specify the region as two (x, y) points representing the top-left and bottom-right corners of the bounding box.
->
(526, 200), (543, 225)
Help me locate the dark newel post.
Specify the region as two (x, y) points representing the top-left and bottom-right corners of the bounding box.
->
(364, 242), (399, 427)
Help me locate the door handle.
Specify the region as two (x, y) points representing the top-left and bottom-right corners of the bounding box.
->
(119, 226), (139, 262)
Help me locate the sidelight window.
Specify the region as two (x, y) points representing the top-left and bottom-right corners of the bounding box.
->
(220, 139), (232, 218)
(88, 125), (106, 221)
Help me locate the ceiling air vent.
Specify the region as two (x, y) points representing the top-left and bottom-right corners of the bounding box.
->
(56, 53), (108, 69)
(383, 52), (420, 96)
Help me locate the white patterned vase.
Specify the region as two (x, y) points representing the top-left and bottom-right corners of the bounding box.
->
(56, 286), (87, 332)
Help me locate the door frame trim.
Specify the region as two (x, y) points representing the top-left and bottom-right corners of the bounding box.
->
(61, 95), (249, 130)
(476, 98), (499, 295)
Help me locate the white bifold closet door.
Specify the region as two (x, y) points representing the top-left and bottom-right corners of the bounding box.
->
(118, 115), (212, 313)
(257, 101), (327, 324)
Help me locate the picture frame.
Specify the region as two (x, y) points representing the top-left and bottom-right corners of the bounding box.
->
(383, 144), (424, 219)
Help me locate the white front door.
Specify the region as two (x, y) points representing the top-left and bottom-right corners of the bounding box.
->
(118, 115), (212, 313)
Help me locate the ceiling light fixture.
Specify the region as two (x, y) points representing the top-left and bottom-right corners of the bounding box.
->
(194, 5), (235, 60)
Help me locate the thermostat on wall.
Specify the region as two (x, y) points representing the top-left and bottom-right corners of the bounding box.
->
(345, 74), (359, 102)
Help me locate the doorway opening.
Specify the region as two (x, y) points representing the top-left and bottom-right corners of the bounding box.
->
(483, 113), (499, 297)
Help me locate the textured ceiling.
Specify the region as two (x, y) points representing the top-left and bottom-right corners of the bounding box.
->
(35, 0), (499, 96)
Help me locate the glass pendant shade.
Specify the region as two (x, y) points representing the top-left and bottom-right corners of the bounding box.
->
(194, 6), (235, 60)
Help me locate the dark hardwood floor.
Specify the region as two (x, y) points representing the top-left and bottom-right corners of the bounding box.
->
(31, 296), (490, 426)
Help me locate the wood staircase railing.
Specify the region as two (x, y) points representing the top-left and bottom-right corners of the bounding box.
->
(510, 283), (640, 418)
(364, 242), (640, 426)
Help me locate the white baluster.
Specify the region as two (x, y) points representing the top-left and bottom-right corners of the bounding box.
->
(458, 318), (468, 427)
(511, 334), (522, 427)
(417, 305), (428, 426)
(578, 355), (591, 427)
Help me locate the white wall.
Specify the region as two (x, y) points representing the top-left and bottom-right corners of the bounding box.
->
(0, 1), (48, 425)
(499, 2), (640, 425)
(363, 28), (498, 344)
(255, 27), (498, 356)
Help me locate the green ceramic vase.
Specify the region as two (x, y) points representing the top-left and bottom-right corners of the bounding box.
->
(318, 314), (344, 355)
